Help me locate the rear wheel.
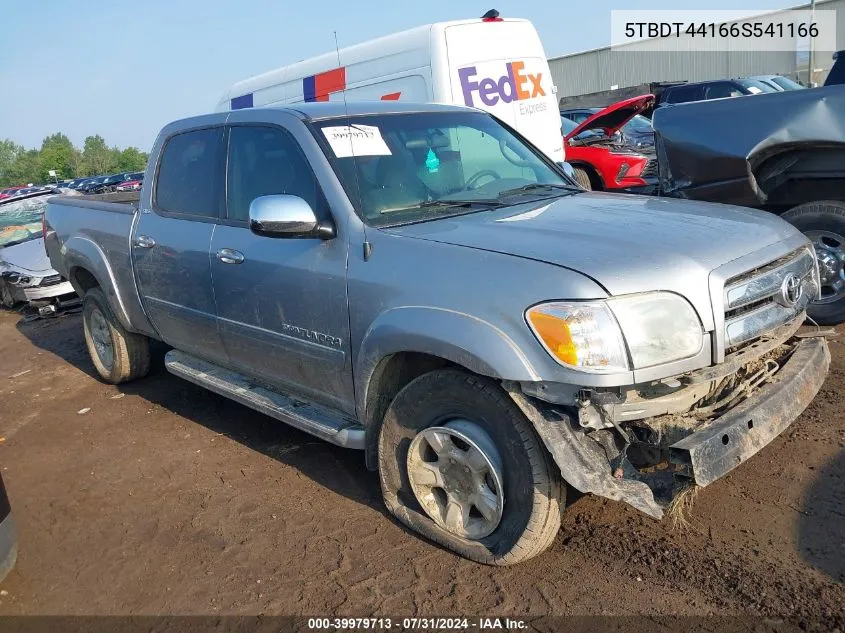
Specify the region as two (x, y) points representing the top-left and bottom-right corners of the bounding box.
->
(377, 369), (564, 565)
(83, 288), (151, 384)
(782, 201), (845, 324)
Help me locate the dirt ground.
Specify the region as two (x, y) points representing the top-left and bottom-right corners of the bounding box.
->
(0, 309), (842, 625)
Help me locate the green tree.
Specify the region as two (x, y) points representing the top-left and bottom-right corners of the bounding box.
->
(115, 147), (148, 173)
(0, 135), (147, 187)
(38, 133), (79, 182)
(81, 134), (116, 176)
(0, 140), (25, 187)
(7, 150), (40, 186)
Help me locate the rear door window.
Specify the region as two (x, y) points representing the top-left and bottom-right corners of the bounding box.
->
(665, 85), (702, 104)
(704, 82), (744, 99)
(155, 127), (223, 218)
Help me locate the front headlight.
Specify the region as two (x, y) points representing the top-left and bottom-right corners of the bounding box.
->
(607, 292), (703, 369)
(526, 293), (703, 372)
(525, 301), (629, 373)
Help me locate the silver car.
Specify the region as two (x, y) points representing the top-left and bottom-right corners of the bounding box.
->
(0, 192), (77, 313)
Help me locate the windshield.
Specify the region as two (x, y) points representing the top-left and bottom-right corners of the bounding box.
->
(0, 196), (46, 248)
(559, 115), (603, 140)
(771, 76), (804, 90)
(624, 114), (653, 133)
(315, 112), (576, 227)
(737, 79), (778, 94)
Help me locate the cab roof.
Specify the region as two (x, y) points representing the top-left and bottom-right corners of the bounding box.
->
(166, 101), (479, 134)
(278, 101), (475, 120)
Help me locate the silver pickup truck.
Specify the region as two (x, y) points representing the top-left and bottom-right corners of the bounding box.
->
(45, 102), (830, 564)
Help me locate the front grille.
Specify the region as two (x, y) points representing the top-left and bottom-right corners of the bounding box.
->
(723, 248), (817, 350)
(39, 274), (63, 287)
(640, 159), (658, 178)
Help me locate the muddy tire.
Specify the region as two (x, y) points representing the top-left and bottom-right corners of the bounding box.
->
(572, 167), (592, 191)
(782, 201), (845, 325)
(377, 368), (564, 565)
(82, 288), (150, 384)
(0, 281), (17, 310)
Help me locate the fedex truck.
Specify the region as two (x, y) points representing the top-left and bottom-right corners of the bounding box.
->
(216, 12), (564, 162)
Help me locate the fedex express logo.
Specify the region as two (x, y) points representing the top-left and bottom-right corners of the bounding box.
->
(458, 62), (545, 108)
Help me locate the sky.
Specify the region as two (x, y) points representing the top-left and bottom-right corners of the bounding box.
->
(0, 0), (789, 152)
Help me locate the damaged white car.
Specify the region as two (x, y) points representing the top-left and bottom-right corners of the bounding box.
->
(0, 192), (78, 315)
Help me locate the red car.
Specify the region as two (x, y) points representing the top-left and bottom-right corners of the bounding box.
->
(0, 187), (26, 201)
(115, 179), (142, 192)
(560, 94), (657, 193)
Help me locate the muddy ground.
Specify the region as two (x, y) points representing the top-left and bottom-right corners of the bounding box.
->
(0, 309), (842, 626)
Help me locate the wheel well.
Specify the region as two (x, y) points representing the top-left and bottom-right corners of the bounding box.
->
(363, 352), (455, 470)
(568, 161), (604, 190)
(754, 146), (845, 211)
(70, 268), (99, 295)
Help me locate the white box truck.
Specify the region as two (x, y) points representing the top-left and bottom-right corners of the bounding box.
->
(216, 11), (564, 162)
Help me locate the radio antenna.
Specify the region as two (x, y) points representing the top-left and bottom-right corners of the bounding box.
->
(333, 30), (371, 260)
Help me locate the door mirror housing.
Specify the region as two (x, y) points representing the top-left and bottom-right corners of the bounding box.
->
(556, 161), (576, 180)
(248, 194), (335, 239)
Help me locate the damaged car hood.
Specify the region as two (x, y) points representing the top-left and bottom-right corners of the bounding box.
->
(0, 238), (55, 275)
(384, 193), (802, 329)
(566, 94), (655, 141)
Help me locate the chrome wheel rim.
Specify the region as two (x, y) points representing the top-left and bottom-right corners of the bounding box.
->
(807, 230), (845, 304)
(88, 306), (114, 371)
(406, 419), (504, 540)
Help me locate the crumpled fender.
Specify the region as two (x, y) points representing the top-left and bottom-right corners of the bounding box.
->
(505, 385), (665, 519)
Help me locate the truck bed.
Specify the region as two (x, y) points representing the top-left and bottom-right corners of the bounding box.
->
(44, 192), (154, 337)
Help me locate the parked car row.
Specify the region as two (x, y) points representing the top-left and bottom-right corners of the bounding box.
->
(63, 171), (144, 195)
(0, 184), (58, 200)
(0, 171), (145, 203)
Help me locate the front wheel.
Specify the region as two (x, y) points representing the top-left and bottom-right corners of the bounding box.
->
(377, 369), (564, 565)
(782, 201), (845, 325)
(572, 166), (592, 191)
(0, 281), (17, 310)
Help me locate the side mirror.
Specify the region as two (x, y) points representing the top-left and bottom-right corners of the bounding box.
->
(556, 161), (576, 180)
(248, 194), (335, 239)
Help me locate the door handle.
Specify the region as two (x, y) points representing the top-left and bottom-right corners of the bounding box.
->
(216, 248), (245, 265)
(134, 235), (156, 249)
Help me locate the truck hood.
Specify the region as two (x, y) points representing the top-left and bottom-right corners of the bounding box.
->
(384, 192), (802, 330)
(0, 237), (55, 275)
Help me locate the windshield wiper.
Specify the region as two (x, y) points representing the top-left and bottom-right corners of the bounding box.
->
(385, 199), (504, 214)
(419, 199), (503, 209)
(496, 183), (581, 199)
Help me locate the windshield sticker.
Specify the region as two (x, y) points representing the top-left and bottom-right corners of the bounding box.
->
(322, 125), (392, 158)
(425, 149), (440, 173)
(746, 86), (763, 94)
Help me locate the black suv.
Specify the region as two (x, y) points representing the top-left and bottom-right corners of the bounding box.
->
(657, 78), (777, 106)
(825, 51), (845, 86)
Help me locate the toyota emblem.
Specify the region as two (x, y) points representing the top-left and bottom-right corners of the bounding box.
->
(778, 273), (803, 307)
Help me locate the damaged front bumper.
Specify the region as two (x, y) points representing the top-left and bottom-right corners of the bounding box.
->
(508, 335), (831, 519)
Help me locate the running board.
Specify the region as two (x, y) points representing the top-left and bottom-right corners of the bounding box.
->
(164, 350), (365, 449)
